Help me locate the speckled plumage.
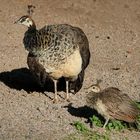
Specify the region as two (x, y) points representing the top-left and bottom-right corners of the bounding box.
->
(87, 87), (140, 127)
(15, 15), (90, 102)
(24, 24), (78, 64)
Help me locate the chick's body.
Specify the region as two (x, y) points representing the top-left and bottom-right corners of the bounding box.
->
(87, 87), (140, 127)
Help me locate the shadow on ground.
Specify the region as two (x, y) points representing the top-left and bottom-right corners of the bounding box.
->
(63, 103), (105, 127)
(0, 67), (66, 93)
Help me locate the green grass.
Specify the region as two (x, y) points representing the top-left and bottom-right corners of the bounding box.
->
(70, 121), (110, 140)
(90, 115), (127, 131)
(73, 121), (89, 133)
(90, 115), (103, 127)
(106, 120), (127, 131)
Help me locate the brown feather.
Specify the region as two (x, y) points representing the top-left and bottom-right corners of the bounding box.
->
(87, 87), (140, 123)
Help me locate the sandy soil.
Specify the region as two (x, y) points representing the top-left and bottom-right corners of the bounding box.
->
(0, 0), (140, 139)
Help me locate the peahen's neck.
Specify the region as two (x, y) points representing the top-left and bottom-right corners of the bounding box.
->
(24, 27), (41, 56)
(27, 20), (36, 32)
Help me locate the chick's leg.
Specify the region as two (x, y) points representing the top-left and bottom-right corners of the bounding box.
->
(97, 118), (109, 133)
(103, 118), (109, 128)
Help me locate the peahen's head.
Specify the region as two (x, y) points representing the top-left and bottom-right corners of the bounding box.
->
(14, 15), (35, 28)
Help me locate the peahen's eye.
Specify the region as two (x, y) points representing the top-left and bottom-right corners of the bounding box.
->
(20, 18), (25, 22)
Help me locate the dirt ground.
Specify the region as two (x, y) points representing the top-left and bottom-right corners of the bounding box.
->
(0, 0), (140, 139)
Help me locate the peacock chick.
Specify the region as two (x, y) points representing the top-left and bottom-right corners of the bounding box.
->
(86, 85), (140, 128)
(15, 15), (90, 103)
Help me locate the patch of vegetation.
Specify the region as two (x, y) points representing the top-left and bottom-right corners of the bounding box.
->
(90, 115), (103, 127)
(106, 120), (127, 131)
(73, 121), (89, 133)
(69, 121), (110, 140)
(90, 115), (127, 131)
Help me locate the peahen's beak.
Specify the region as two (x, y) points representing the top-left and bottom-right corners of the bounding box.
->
(14, 18), (21, 24)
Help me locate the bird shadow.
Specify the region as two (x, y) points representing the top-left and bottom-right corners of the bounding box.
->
(0, 67), (66, 94)
(63, 103), (104, 127)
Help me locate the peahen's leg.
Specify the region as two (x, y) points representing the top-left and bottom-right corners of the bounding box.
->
(53, 79), (58, 103)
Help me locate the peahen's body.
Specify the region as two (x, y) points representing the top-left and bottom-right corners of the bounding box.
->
(15, 15), (90, 102)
